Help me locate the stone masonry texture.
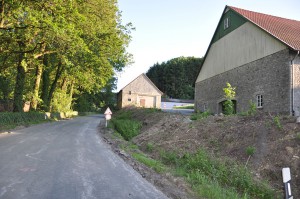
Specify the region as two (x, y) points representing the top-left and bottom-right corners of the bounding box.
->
(195, 49), (294, 115)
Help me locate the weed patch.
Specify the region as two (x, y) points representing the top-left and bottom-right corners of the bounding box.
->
(160, 149), (276, 199)
(132, 153), (165, 173)
(110, 119), (141, 141)
(146, 142), (154, 152)
(245, 146), (256, 156)
(0, 112), (48, 130)
(273, 116), (282, 130)
(110, 110), (142, 141)
(190, 111), (211, 120)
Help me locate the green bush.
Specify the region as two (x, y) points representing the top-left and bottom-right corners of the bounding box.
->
(114, 110), (133, 120)
(223, 83), (236, 115)
(223, 100), (235, 115)
(0, 112), (47, 129)
(109, 110), (143, 140)
(110, 117), (141, 141)
(246, 146), (256, 156)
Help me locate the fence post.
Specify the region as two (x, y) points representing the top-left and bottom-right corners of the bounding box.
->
(282, 167), (293, 199)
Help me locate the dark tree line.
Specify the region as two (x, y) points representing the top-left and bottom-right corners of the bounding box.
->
(146, 57), (203, 100)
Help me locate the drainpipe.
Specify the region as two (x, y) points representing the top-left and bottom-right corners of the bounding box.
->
(291, 51), (299, 116)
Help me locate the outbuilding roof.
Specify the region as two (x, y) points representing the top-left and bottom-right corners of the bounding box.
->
(118, 73), (163, 95)
(229, 6), (300, 51)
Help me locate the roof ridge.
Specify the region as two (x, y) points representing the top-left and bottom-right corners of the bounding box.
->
(228, 5), (300, 51)
(229, 6), (300, 23)
(118, 73), (163, 95)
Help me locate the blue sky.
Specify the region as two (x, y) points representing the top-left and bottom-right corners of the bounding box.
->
(116, 0), (300, 91)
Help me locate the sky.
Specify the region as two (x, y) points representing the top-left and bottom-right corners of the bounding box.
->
(116, 0), (300, 91)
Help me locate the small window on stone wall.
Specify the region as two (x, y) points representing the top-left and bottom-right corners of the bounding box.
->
(256, 95), (263, 108)
(128, 98), (131, 102)
(129, 91), (131, 95)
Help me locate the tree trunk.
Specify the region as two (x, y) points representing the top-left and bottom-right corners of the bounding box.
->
(61, 77), (68, 91)
(41, 55), (50, 110)
(31, 64), (43, 110)
(31, 43), (46, 110)
(0, 0), (5, 28)
(13, 52), (26, 112)
(46, 60), (64, 111)
(69, 81), (74, 109)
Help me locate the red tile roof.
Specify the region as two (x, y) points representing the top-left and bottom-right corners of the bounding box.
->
(229, 6), (300, 51)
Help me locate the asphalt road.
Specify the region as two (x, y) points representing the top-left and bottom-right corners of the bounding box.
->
(0, 115), (168, 199)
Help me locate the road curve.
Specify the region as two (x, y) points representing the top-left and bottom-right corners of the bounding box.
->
(0, 115), (168, 199)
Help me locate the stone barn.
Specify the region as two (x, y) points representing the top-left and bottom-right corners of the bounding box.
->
(117, 74), (163, 109)
(195, 5), (300, 115)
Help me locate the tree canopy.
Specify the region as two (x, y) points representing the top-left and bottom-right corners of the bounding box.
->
(146, 57), (203, 100)
(0, 0), (132, 112)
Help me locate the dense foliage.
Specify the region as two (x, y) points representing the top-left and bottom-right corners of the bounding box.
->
(0, 112), (46, 130)
(74, 77), (117, 112)
(0, 0), (132, 112)
(109, 110), (142, 140)
(223, 82), (236, 115)
(146, 57), (203, 99)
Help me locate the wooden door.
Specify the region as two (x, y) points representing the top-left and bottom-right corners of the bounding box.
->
(140, 99), (146, 107)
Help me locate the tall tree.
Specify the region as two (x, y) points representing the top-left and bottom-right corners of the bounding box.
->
(147, 57), (203, 99)
(0, 0), (133, 112)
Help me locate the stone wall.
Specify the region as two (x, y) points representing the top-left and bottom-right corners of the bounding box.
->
(292, 54), (300, 116)
(195, 49), (291, 114)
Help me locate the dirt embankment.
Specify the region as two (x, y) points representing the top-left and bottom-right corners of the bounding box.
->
(128, 110), (299, 198)
(100, 109), (299, 198)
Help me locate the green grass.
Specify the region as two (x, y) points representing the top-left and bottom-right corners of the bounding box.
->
(109, 110), (142, 141)
(190, 110), (211, 120)
(110, 119), (141, 141)
(160, 149), (277, 199)
(120, 142), (139, 151)
(173, 104), (194, 109)
(0, 112), (48, 131)
(143, 108), (162, 113)
(132, 152), (166, 173)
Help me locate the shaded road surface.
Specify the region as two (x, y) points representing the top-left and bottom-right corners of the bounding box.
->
(0, 115), (168, 199)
